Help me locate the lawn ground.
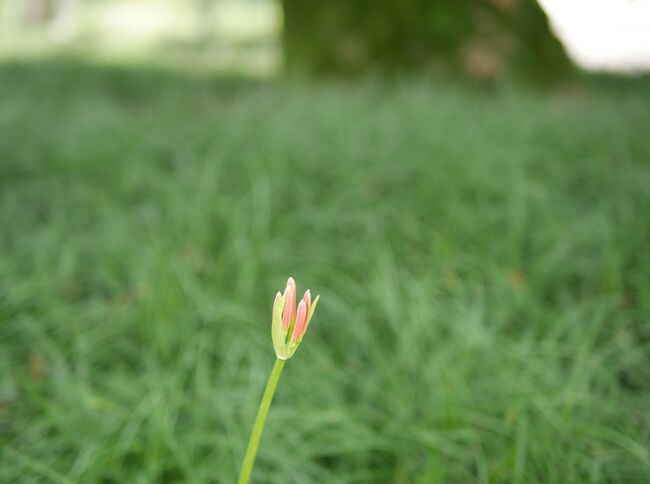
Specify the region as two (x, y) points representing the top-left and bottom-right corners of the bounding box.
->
(0, 61), (649, 483)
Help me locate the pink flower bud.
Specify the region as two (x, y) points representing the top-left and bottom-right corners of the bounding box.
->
(291, 300), (307, 342)
(282, 282), (295, 330)
(287, 277), (296, 321)
(271, 277), (319, 359)
(303, 290), (311, 319)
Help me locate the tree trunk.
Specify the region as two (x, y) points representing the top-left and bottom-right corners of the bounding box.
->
(282, 0), (572, 82)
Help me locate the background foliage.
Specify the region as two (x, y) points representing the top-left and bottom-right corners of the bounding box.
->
(0, 61), (648, 482)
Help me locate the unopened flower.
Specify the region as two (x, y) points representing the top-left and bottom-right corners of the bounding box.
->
(271, 277), (319, 359)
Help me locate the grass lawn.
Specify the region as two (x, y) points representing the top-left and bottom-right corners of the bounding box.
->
(0, 61), (648, 483)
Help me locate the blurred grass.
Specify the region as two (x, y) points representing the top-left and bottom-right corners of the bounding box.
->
(0, 60), (649, 483)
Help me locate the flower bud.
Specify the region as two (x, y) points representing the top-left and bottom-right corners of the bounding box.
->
(271, 277), (319, 359)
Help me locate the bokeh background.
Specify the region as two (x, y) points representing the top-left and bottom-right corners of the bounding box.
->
(1, 1), (649, 482)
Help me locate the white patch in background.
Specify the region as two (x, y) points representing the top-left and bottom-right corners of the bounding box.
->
(538, 0), (650, 72)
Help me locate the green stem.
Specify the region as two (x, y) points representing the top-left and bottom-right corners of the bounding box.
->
(237, 358), (286, 484)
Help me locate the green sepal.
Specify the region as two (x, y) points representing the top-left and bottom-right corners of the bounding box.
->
(308, 295), (320, 321)
(271, 293), (289, 359)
